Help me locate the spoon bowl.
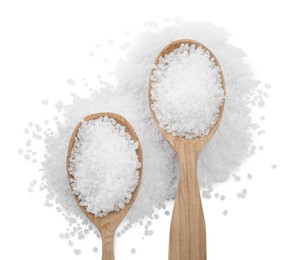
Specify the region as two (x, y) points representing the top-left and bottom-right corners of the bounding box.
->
(66, 112), (143, 260)
(149, 39), (226, 260)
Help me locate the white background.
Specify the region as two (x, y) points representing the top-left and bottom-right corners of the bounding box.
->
(1, 0), (298, 259)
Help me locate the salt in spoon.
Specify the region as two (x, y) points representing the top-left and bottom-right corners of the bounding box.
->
(66, 112), (143, 260)
(148, 39), (226, 260)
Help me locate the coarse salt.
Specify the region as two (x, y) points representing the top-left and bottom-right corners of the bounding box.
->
(151, 43), (225, 139)
(69, 116), (141, 217)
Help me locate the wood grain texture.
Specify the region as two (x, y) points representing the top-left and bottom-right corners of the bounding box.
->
(66, 112), (143, 260)
(148, 39), (226, 260)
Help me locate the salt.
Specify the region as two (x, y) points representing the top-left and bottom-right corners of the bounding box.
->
(22, 20), (268, 248)
(151, 43), (225, 139)
(69, 116), (141, 217)
(73, 249), (81, 255)
(67, 79), (76, 86)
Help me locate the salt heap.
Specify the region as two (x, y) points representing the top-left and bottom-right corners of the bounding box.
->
(150, 43), (225, 139)
(68, 116), (141, 217)
(22, 20), (267, 241)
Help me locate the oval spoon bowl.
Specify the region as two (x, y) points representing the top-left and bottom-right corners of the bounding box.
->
(66, 112), (143, 260)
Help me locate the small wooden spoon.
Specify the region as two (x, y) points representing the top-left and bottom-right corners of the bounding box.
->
(148, 39), (226, 260)
(66, 112), (143, 260)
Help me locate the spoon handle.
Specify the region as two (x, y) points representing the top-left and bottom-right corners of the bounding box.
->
(169, 145), (206, 260)
(102, 234), (114, 260)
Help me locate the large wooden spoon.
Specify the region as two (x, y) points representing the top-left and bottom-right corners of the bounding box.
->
(66, 112), (143, 260)
(149, 39), (226, 260)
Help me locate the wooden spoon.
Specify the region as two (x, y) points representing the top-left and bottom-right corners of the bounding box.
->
(148, 39), (226, 260)
(66, 112), (143, 260)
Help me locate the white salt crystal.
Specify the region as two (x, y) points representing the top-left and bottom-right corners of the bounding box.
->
(202, 190), (212, 199)
(247, 173), (253, 179)
(24, 154), (31, 160)
(220, 195), (225, 201)
(93, 247), (98, 253)
(73, 249), (81, 255)
(233, 175), (241, 182)
(131, 248), (136, 254)
(271, 164), (277, 169)
(69, 116), (141, 217)
(223, 210), (228, 216)
(68, 240), (73, 246)
(151, 43), (225, 139)
(144, 230), (154, 236)
(41, 99), (49, 105)
(67, 79), (76, 86)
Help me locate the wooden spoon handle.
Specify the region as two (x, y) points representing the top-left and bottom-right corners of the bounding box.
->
(102, 234), (114, 260)
(169, 145), (206, 260)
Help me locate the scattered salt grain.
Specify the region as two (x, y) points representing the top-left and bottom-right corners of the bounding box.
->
(18, 149), (23, 155)
(73, 249), (81, 255)
(68, 240), (73, 246)
(247, 173), (253, 180)
(151, 43), (225, 139)
(131, 248), (136, 254)
(25, 139), (31, 147)
(202, 190), (212, 199)
(220, 195), (225, 201)
(165, 211), (170, 216)
(233, 175), (241, 182)
(41, 99), (49, 105)
(69, 116), (141, 217)
(24, 154), (31, 160)
(271, 164), (277, 169)
(93, 247), (98, 253)
(237, 188), (247, 198)
(223, 210), (228, 216)
(35, 124), (42, 132)
(67, 79), (76, 86)
(144, 230), (154, 236)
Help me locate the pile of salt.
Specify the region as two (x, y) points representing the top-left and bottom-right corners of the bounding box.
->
(68, 116), (141, 217)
